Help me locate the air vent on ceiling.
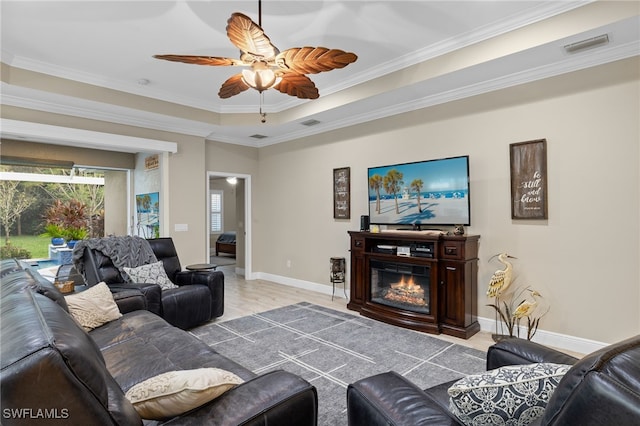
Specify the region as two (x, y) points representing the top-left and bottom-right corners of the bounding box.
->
(564, 34), (609, 54)
(301, 119), (321, 127)
(250, 134), (268, 139)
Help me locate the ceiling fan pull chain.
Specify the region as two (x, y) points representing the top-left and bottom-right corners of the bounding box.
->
(260, 92), (267, 123)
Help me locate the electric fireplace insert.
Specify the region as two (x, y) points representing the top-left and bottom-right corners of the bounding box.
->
(370, 259), (431, 314)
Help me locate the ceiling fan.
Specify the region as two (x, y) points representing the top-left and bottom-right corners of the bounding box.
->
(154, 1), (358, 101)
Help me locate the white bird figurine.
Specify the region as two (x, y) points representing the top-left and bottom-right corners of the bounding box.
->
(487, 253), (517, 298)
(513, 290), (541, 318)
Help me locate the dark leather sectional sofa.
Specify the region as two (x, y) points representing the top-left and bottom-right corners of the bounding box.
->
(347, 334), (640, 425)
(0, 259), (317, 425)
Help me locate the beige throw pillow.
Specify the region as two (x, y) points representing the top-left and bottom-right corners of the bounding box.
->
(65, 282), (122, 331)
(123, 261), (177, 290)
(125, 368), (244, 420)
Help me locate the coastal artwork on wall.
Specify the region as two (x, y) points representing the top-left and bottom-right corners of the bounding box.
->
(333, 167), (350, 219)
(136, 192), (160, 238)
(510, 139), (548, 219)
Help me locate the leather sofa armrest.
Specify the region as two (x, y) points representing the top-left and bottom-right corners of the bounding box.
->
(109, 283), (162, 316)
(167, 370), (317, 426)
(174, 270), (221, 287)
(347, 371), (459, 426)
(174, 270), (224, 317)
(487, 337), (579, 370)
(111, 288), (146, 313)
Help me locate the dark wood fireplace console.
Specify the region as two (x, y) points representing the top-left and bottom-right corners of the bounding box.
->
(347, 231), (480, 339)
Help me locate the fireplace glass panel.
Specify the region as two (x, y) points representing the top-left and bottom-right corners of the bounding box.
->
(370, 259), (430, 314)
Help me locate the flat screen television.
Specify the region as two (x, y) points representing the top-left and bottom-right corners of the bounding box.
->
(367, 155), (470, 226)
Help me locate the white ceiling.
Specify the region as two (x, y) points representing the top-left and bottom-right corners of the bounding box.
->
(1, 1), (639, 148)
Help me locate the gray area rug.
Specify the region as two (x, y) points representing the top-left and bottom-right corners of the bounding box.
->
(190, 302), (486, 425)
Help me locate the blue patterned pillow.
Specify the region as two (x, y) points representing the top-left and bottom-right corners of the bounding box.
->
(123, 261), (177, 290)
(448, 362), (571, 426)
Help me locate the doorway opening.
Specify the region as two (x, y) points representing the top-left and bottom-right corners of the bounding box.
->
(206, 172), (252, 279)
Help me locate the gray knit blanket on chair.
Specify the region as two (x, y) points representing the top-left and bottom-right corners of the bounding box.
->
(72, 235), (158, 283)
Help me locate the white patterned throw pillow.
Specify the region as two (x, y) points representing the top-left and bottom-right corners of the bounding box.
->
(123, 261), (178, 290)
(125, 368), (244, 420)
(65, 282), (123, 331)
(448, 362), (571, 426)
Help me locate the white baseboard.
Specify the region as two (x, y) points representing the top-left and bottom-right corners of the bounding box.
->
(473, 317), (606, 355)
(254, 272), (349, 299)
(254, 272), (605, 355)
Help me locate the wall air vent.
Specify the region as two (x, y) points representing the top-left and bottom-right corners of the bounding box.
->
(564, 34), (609, 54)
(250, 134), (268, 139)
(301, 119), (321, 127)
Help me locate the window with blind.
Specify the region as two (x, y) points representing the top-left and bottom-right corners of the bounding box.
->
(210, 190), (223, 233)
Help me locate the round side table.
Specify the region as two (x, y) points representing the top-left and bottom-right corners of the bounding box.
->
(186, 263), (218, 271)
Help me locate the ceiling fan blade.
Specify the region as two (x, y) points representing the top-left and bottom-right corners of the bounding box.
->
(274, 72), (319, 99)
(218, 73), (250, 99)
(275, 47), (357, 74)
(153, 54), (244, 66)
(226, 13), (278, 60)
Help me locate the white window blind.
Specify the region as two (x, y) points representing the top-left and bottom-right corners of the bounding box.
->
(210, 190), (223, 233)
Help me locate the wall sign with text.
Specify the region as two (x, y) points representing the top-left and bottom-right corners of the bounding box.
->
(510, 139), (548, 220)
(333, 167), (350, 219)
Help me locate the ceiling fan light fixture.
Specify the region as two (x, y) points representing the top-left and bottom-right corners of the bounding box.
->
(153, 0), (356, 103)
(241, 63), (280, 92)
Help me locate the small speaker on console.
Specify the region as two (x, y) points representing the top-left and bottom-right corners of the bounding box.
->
(360, 215), (370, 231)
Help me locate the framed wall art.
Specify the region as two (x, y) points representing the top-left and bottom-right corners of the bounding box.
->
(135, 192), (160, 238)
(510, 139), (548, 219)
(333, 167), (350, 219)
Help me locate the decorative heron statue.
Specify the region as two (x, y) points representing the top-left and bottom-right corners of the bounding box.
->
(513, 290), (541, 318)
(487, 253), (517, 339)
(513, 289), (544, 340)
(487, 253), (517, 298)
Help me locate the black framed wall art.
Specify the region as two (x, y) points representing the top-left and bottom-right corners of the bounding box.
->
(333, 167), (350, 219)
(510, 139), (548, 220)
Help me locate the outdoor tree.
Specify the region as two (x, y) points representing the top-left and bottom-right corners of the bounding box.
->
(41, 168), (104, 237)
(0, 180), (34, 244)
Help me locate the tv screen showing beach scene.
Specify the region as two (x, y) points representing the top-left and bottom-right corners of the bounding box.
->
(368, 155), (470, 226)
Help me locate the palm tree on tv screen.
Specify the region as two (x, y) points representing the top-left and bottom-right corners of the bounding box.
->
(383, 169), (403, 214)
(410, 178), (424, 213)
(369, 174), (383, 214)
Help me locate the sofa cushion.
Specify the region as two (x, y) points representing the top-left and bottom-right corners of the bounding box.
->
(123, 261), (177, 290)
(65, 282), (123, 331)
(125, 368), (243, 419)
(1, 289), (140, 425)
(448, 362), (571, 426)
(90, 310), (256, 393)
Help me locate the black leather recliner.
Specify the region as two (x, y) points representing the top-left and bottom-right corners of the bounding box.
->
(347, 335), (640, 425)
(77, 237), (224, 329)
(147, 237), (224, 325)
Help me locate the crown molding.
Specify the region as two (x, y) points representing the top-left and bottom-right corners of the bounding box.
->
(4, 39), (636, 148)
(0, 119), (178, 153)
(252, 40), (640, 147)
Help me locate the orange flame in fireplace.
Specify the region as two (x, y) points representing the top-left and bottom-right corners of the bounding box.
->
(390, 275), (420, 290)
